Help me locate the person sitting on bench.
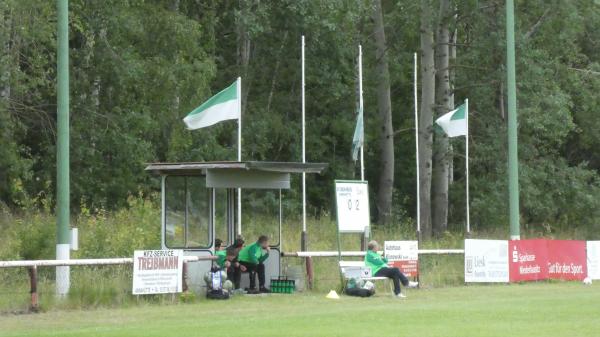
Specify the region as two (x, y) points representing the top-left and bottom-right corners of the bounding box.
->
(215, 246), (239, 284)
(215, 238), (224, 251)
(365, 240), (418, 298)
(238, 235), (270, 293)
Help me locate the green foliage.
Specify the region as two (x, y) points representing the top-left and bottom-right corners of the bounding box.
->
(1, 1), (600, 233)
(75, 193), (161, 258)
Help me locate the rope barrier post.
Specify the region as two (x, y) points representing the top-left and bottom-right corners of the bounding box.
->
(28, 266), (39, 312)
(182, 261), (189, 293)
(361, 226), (369, 251)
(416, 230), (421, 288)
(301, 231), (313, 289)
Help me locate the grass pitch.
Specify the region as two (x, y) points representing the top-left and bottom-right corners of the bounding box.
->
(1, 283), (598, 337)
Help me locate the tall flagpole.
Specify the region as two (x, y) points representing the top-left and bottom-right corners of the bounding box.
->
(506, 0), (520, 240)
(465, 98), (470, 233)
(56, 0), (71, 297)
(301, 36), (307, 238)
(358, 45), (365, 181)
(414, 53), (421, 237)
(237, 77), (242, 235)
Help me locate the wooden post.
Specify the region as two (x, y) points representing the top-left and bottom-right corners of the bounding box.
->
(182, 261), (189, 293)
(305, 257), (313, 290)
(301, 231), (313, 289)
(417, 230), (422, 287)
(360, 234), (366, 251)
(28, 266), (39, 312)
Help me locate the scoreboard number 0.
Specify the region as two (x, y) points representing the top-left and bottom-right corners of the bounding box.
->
(347, 199), (359, 211)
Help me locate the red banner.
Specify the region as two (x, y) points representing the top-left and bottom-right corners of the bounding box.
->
(509, 239), (548, 282)
(389, 260), (418, 278)
(546, 240), (587, 281)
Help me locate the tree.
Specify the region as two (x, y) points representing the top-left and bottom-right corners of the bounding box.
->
(372, 0), (394, 225)
(418, 0), (436, 238)
(431, 0), (453, 237)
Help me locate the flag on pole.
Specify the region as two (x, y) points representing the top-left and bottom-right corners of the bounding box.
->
(183, 80), (239, 130)
(351, 106), (364, 161)
(435, 100), (471, 233)
(435, 103), (467, 137)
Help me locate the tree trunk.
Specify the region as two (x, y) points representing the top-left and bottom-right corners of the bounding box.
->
(266, 31), (288, 114)
(419, 0), (436, 238)
(373, 0), (394, 225)
(431, 0), (453, 237)
(448, 26), (457, 185)
(236, 0), (252, 115)
(1, 5), (12, 103)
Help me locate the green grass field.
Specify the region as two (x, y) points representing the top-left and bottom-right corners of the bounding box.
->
(1, 283), (598, 337)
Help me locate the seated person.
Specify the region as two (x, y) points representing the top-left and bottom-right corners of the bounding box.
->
(238, 235), (270, 293)
(215, 238), (224, 251)
(365, 240), (418, 298)
(229, 237), (247, 290)
(215, 246), (243, 290)
(232, 237), (245, 252)
(215, 246), (233, 269)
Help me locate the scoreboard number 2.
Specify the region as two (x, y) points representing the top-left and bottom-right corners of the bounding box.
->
(347, 199), (359, 211)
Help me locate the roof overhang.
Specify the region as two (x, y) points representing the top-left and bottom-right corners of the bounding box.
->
(145, 161), (328, 189)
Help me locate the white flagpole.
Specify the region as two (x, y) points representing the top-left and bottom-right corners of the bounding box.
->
(358, 45), (365, 181)
(465, 98), (470, 234)
(414, 53), (421, 235)
(237, 77), (242, 235)
(301, 36), (307, 234)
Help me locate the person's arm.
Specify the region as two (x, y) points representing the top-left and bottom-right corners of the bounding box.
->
(258, 248), (270, 263)
(366, 251), (386, 268)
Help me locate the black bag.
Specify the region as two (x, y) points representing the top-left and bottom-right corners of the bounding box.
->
(205, 267), (230, 300)
(206, 289), (230, 300)
(345, 287), (374, 297)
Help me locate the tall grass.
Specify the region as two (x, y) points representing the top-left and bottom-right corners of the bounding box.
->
(1, 193), (595, 312)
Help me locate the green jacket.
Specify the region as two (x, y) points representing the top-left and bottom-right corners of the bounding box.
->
(238, 241), (269, 264)
(215, 250), (227, 268)
(365, 250), (388, 276)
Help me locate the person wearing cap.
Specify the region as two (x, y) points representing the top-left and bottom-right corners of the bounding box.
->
(365, 240), (418, 298)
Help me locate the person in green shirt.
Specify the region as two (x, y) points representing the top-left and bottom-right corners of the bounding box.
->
(215, 238), (224, 251)
(214, 238), (246, 290)
(365, 240), (418, 298)
(215, 247), (236, 269)
(238, 235), (270, 293)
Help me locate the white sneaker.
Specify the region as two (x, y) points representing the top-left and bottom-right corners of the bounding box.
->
(396, 293), (407, 298)
(407, 281), (419, 288)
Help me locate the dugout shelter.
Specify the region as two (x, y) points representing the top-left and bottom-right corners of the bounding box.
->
(145, 161), (327, 292)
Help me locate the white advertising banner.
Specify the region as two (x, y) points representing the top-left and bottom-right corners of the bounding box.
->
(384, 241), (418, 261)
(464, 239), (509, 283)
(132, 249), (183, 295)
(384, 241), (419, 277)
(587, 241), (600, 280)
(335, 181), (370, 233)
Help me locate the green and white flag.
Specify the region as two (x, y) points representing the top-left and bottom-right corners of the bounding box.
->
(435, 102), (467, 137)
(183, 80), (239, 130)
(351, 106), (364, 161)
